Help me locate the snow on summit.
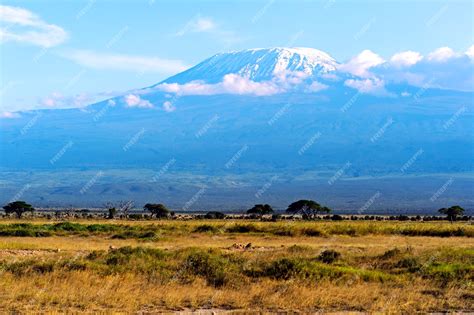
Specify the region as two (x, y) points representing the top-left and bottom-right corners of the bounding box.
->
(161, 47), (339, 84)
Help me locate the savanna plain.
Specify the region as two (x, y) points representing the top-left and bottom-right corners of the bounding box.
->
(0, 218), (472, 313)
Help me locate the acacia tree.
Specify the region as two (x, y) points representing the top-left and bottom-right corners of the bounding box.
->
(286, 200), (331, 219)
(104, 202), (116, 219)
(438, 205), (464, 222)
(104, 200), (134, 219)
(118, 200), (134, 217)
(3, 201), (35, 218)
(144, 203), (170, 218)
(247, 204), (273, 215)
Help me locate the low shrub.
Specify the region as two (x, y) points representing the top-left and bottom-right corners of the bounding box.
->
(193, 224), (220, 233)
(287, 245), (313, 253)
(271, 214), (281, 221)
(226, 224), (263, 233)
(262, 258), (390, 282)
(380, 248), (401, 260)
(396, 257), (421, 272)
(264, 258), (304, 280)
(318, 250), (341, 264)
(48, 222), (87, 232)
(204, 211), (225, 219)
(272, 227), (296, 236)
(421, 263), (474, 283)
(0, 229), (35, 237)
(105, 246), (166, 262)
(398, 227), (468, 237)
(182, 250), (236, 287)
(97, 246), (169, 275)
(4, 260), (56, 276)
(128, 214), (145, 220)
(301, 228), (323, 237)
(86, 224), (119, 233)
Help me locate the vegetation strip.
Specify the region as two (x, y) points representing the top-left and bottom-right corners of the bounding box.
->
(0, 221), (472, 238)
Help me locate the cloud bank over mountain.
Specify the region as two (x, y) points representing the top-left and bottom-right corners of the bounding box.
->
(2, 45), (472, 114)
(146, 46), (474, 99)
(376, 46), (474, 92)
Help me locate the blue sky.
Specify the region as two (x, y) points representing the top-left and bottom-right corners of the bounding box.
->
(0, 0), (473, 112)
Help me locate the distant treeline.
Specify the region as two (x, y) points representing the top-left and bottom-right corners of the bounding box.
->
(2, 200), (469, 222)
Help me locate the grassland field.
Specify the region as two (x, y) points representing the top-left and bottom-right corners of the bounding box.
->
(0, 218), (472, 313)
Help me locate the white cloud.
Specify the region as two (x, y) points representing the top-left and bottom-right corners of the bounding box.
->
(194, 18), (215, 32)
(466, 45), (474, 59)
(174, 15), (241, 46)
(156, 74), (282, 96)
(376, 46), (474, 91)
(154, 70), (327, 97)
(427, 47), (456, 62)
(0, 111), (21, 119)
(307, 81), (329, 92)
(222, 74), (281, 95)
(273, 70), (310, 86)
(348, 46), (474, 92)
(390, 51), (423, 67)
(162, 101), (176, 112)
(344, 77), (386, 94)
(338, 50), (384, 77)
(41, 92), (64, 107)
(0, 5), (68, 47)
(62, 50), (189, 74)
(124, 94), (153, 108)
(175, 16), (216, 36)
(40, 92), (98, 108)
(157, 81), (215, 95)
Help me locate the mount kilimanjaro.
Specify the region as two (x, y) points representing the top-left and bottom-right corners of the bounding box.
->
(1, 47), (473, 212)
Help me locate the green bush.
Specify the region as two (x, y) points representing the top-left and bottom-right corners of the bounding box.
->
(272, 227), (296, 236)
(226, 224), (262, 233)
(204, 211), (225, 219)
(86, 224), (119, 232)
(398, 227), (467, 237)
(182, 250), (235, 287)
(8, 223), (35, 229)
(48, 222), (86, 232)
(264, 258), (304, 280)
(301, 228), (323, 237)
(104, 246), (166, 264)
(95, 246), (169, 276)
(422, 263), (474, 283)
(4, 260), (56, 276)
(396, 257), (421, 272)
(193, 224), (220, 233)
(287, 245), (313, 253)
(318, 250), (341, 264)
(128, 214), (145, 220)
(0, 229), (35, 237)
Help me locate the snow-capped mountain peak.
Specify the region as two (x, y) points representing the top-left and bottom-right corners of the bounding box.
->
(160, 47), (338, 85)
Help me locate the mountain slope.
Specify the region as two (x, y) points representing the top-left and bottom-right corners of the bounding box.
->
(1, 47), (473, 211)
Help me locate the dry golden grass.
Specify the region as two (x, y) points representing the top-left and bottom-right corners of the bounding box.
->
(0, 271), (471, 313)
(0, 233), (471, 252)
(0, 219), (472, 313)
